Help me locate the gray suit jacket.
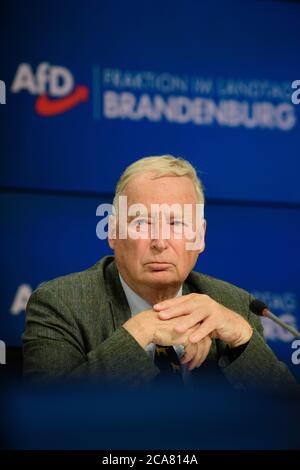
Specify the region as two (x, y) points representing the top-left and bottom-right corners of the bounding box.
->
(23, 256), (296, 391)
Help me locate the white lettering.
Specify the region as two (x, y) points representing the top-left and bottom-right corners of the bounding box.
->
(96, 204), (113, 240)
(11, 62), (74, 96)
(0, 80), (6, 104)
(49, 66), (74, 96)
(0, 340), (6, 365)
(10, 284), (32, 315)
(291, 339), (300, 365)
(102, 454), (136, 467)
(291, 80), (300, 105)
(36, 62), (50, 93)
(262, 314), (298, 342)
(103, 91), (296, 131)
(11, 63), (37, 94)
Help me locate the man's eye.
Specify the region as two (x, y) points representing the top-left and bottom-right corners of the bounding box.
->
(171, 220), (184, 226)
(135, 219), (148, 226)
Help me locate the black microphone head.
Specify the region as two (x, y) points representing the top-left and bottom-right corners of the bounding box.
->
(249, 298), (268, 316)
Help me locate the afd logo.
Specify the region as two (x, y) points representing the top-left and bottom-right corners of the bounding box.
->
(11, 62), (89, 116)
(0, 340), (6, 365)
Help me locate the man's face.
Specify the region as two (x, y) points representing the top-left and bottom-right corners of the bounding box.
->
(109, 172), (206, 295)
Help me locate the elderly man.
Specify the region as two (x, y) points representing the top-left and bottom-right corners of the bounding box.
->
(23, 155), (296, 390)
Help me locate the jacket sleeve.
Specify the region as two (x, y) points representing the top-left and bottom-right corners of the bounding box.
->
(22, 287), (159, 386)
(219, 292), (298, 392)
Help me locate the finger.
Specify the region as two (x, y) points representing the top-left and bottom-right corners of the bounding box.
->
(189, 336), (212, 370)
(181, 355), (190, 365)
(187, 344), (203, 370)
(196, 337), (212, 367)
(174, 310), (207, 333)
(185, 336), (203, 370)
(189, 319), (215, 343)
(180, 345), (196, 364)
(155, 303), (191, 321)
(175, 323), (202, 344)
(154, 293), (204, 312)
(181, 352), (194, 364)
(157, 297), (202, 320)
(153, 295), (190, 311)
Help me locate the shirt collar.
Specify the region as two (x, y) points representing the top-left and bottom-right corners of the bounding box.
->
(118, 273), (182, 317)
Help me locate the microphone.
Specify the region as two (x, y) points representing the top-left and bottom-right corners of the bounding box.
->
(250, 298), (300, 339)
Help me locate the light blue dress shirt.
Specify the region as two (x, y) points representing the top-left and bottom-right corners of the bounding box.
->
(119, 274), (190, 384)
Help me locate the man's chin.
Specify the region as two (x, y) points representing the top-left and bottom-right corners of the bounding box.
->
(143, 269), (178, 285)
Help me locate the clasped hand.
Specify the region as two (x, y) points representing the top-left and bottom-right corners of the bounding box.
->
(124, 293), (252, 371)
(152, 293), (253, 370)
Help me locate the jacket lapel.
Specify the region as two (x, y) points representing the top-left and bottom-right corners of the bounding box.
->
(104, 259), (132, 330)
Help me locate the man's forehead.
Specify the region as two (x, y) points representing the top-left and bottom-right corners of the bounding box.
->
(124, 172), (198, 201)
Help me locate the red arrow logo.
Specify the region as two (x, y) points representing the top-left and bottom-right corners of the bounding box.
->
(35, 85), (89, 116)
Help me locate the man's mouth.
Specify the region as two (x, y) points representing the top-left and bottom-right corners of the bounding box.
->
(145, 262), (172, 271)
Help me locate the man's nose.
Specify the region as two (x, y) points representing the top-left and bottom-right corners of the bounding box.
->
(150, 237), (168, 251)
(150, 220), (169, 250)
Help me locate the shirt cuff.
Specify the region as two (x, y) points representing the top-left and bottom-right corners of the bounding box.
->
(224, 341), (250, 363)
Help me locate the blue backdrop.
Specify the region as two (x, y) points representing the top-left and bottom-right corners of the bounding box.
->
(1, 0), (300, 385)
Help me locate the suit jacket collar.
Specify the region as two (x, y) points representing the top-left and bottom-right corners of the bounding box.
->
(103, 257), (132, 330)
